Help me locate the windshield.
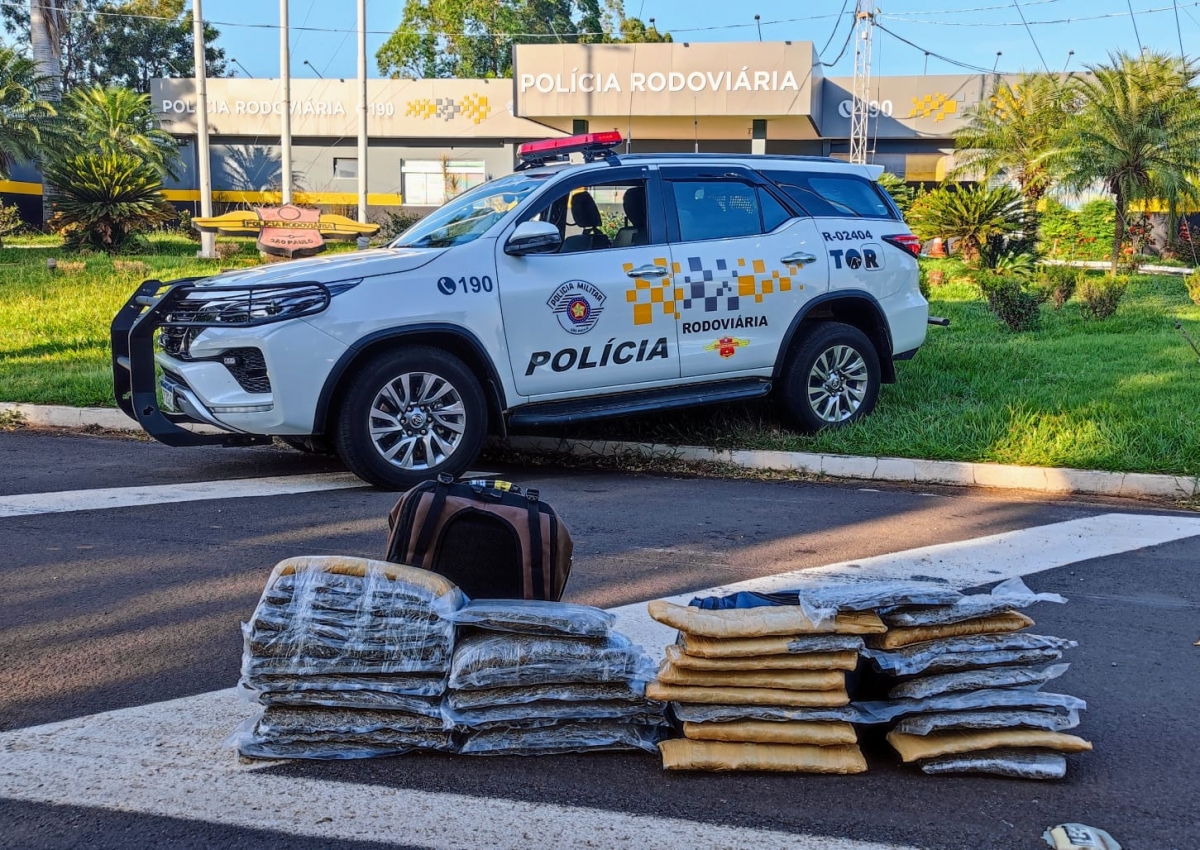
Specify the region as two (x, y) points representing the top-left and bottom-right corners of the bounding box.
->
(390, 172), (549, 248)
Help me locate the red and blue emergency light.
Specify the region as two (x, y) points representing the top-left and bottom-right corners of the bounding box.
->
(517, 132), (623, 167)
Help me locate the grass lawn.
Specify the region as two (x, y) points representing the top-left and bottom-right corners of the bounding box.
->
(578, 259), (1200, 477)
(1, 238), (1198, 476)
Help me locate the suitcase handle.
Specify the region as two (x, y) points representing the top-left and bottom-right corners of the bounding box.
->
(466, 478), (523, 498)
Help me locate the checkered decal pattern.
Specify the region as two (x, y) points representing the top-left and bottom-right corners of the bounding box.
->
(908, 93), (959, 122)
(625, 256), (801, 326)
(405, 94), (491, 124)
(405, 98), (437, 119)
(460, 94), (490, 124)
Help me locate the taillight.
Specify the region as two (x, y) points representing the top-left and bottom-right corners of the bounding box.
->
(883, 233), (921, 258)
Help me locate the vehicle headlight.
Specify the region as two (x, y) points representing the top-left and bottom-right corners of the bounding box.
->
(158, 278), (362, 357)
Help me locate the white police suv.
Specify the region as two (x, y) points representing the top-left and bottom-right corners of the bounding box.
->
(112, 132), (929, 489)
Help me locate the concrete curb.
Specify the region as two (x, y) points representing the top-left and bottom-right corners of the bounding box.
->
(3, 403), (1195, 501)
(499, 436), (1200, 502)
(0, 402), (220, 434)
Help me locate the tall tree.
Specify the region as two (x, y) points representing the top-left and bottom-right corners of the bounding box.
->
(952, 73), (1069, 211)
(377, 0), (668, 79)
(29, 0), (67, 96)
(0, 43), (57, 178)
(3, 0), (226, 93)
(1056, 51), (1200, 274)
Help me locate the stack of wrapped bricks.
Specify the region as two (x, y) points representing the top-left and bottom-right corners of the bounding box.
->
(234, 557), (666, 759)
(445, 600), (669, 755)
(644, 599), (883, 774)
(235, 556), (464, 758)
(863, 578), (1092, 780)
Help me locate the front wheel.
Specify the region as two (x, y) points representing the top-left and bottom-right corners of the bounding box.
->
(779, 322), (881, 434)
(334, 346), (488, 489)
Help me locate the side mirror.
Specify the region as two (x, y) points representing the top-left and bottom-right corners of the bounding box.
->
(505, 220), (561, 255)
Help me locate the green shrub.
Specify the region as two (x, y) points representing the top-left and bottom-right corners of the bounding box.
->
(1078, 274), (1129, 320)
(1184, 270), (1200, 305)
(878, 172), (915, 217)
(976, 270), (1047, 332)
(989, 249), (1039, 279)
(0, 199), (21, 247)
(907, 183), (1030, 264)
(379, 209), (423, 240)
(1036, 265), (1081, 308)
(44, 151), (174, 252)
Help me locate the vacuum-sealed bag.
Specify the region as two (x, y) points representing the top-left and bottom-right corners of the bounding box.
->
(446, 681), (646, 710)
(893, 708), (1082, 736)
(449, 632), (654, 690)
(241, 556), (463, 677)
(659, 739), (867, 773)
(448, 599), (615, 637)
(869, 611), (1035, 650)
(863, 634), (1077, 677)
(883, 577), (1065, 628)
(920, 748), (1068, 779)
(887, 729), (1092, 762)
(446, 700), (667, 730)
(656, 664), (845, 692)
(856, 689), (1086, 724)
(649, 600), (884, 638)
(458, 720), (667, 755)
(231, 706), (452, 759)
(682, 719), (858, 746)
(664, 644), (859, 671)
(887, 663), (1070, 701)
(671, 702), (865, 724)
(645, 682), (849, 707)
(691, 579), (962, 613)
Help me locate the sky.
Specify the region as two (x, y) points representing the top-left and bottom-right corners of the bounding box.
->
(197, 0), (1200, 81)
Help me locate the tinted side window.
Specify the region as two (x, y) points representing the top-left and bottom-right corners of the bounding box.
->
(763, 170), (897, 220)
(671, 181), (761, 242)
(758, 187), (792, 232)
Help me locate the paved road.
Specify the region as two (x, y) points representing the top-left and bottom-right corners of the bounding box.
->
(1, 428), (1197, 849)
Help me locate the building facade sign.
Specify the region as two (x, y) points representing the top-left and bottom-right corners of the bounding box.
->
(512, 42), (821, 119)
(152, 78), (556, 139)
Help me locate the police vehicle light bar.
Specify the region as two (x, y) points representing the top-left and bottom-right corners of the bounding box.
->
(518, 132), (623, 162)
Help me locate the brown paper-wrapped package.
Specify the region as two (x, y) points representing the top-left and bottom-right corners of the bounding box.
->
(648, 600), (885, 638)
(679, 633), (862, 658)
(665, 644), (859, 671)
(657, 663), (845, 691)
(887, 729), (1093, 763)
(684, 720), (858, 746)
(645, 682), (850, 707)
(869, 612), (1035, 650)
(660, 739), (867, 773)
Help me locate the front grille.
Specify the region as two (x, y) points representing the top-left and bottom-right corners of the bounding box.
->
(221, 348), (271, 394)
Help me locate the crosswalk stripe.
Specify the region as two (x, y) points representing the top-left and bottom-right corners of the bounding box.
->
(3, 512), (1198, 847)
(0, 473), (365, 518)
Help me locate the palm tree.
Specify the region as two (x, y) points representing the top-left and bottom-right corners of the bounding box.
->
(1056, 51), (1200, 274)
(953, 73), (1069, 210)
(61, 85), (181, 178)
(0, 44), (56, 179)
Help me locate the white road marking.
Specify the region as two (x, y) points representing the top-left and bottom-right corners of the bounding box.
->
(0, 690), (910, 850)
(611, 513), (1200, 659)
(3, 511), (1199, 847)
(0, 473), (365, 518)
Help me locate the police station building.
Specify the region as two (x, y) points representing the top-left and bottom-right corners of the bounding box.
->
(1, 41), (1007, 216)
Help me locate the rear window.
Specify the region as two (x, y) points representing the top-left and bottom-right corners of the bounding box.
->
(762, 170), (897, 220)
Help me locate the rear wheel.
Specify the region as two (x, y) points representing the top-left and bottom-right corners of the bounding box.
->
(334, 346), (487, 490)
(779, 322), (880, 434)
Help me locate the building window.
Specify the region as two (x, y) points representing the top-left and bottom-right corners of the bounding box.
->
(333, 158), (357, 180)
(401, 160), (486, 206)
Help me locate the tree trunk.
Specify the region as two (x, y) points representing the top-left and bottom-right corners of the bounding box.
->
(30, 0), (63, 226)
(1111, 187), (1126, 276)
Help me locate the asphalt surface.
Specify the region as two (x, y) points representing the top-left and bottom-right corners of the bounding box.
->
(1, 428), (1198, 849)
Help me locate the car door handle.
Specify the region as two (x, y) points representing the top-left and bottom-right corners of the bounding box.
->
(625, 264), (669, 278)
(781, 252), (817, 266)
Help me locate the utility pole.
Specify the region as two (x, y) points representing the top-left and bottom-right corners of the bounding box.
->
(192, 0), (216, 258)
(280, 0), (293, 205)
(849, 1), (874, 165)
(357, 0), (368, 223)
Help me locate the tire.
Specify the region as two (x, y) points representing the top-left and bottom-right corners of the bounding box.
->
(778, 321), (881, 434)
(333, 345), (488, 490)
(279, 435), (334, 455)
